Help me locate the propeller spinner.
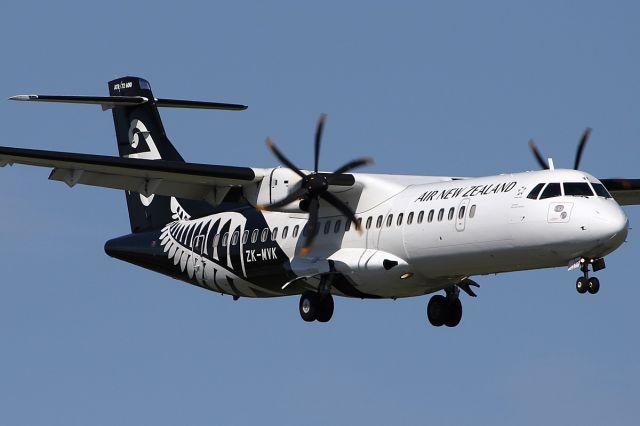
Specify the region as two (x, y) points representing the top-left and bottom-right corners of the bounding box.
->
(259, 114), (373, 256)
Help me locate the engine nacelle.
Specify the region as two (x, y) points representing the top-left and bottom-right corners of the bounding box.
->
(245, 167), (305, 212)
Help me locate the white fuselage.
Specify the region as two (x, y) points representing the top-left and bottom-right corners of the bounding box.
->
(261, 168), (628, 298)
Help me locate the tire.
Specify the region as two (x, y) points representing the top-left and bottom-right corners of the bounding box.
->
(588, 277), (600, 295)
(576, 277), (588, 294)
(427, 295), (447, 327)
(444, 298), (463, 327)
(299, 291), (319, 322)
(316, 294), (335, 323)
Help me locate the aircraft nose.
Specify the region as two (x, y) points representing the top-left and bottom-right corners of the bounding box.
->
(591, 203), (628, 247)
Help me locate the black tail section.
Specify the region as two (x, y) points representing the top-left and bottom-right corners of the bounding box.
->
(108, 77), (184, 232)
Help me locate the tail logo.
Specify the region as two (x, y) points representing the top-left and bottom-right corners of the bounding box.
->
(125, 119), (161, 206)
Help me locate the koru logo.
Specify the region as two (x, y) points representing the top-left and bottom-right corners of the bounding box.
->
(125, 119), (161, 206)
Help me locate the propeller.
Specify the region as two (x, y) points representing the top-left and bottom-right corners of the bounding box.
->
(528, 127), (592, 170)
(259, 114), (373, 256)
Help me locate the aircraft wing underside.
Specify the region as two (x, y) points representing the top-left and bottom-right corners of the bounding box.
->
(0, 146), (266, 205)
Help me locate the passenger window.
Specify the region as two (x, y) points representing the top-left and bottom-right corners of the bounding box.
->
(563, 182), (594, 197)
(540, 183), (561, 199)
(397, 213), (404, 226)
(417, 211), (424, 224)
(376, 215), (383, 228)
(261, 228), (269, 242)
(592, 183), (612, 199)
(458, 206), (466, 219)
(407, 212), (414, 225)
(293, 225), (299, 238)
(448, 207), (455, 220)
(527, 183), (545, 200)
(386, 215), (393, 227)
(334, 220), (342, 233)
(366, 217), (373, 229)
(231, 231), (239, 245)
(272, 227), (278, 240)
(222, 232), (229, 246)
(324, 221), (331, 234)
(345, 220), (352, 232)
(251, 229), (259, 243)
(242, 230), (249, 244)
(282, 226), (289, 239)
(438, 208), (444, 221)
(427, 210), (434, 223)
(469, 205), (476, 218)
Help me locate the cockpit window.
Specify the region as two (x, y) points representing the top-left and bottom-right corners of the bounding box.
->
(592, 183), (613, 199)
(539, 183), (561, 199)
(563, 182), (594, 197)
(527, 183), (545, 200)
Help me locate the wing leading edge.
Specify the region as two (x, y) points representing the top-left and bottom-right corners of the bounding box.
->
(601, 179), (640, 206)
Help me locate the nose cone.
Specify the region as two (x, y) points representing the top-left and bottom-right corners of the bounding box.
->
(591, 203), (628, 251)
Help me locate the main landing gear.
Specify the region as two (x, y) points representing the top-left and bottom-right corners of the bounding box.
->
(299, 291), (334, 322)
(427, 286), (463, 327)
(575, 258), (605, 295)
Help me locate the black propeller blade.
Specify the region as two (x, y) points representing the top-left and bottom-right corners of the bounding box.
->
(260, 115), (373, 256)
(574, 127), (592, 170)
(528, 127), (592, 170)
(528, 139), (549, 170)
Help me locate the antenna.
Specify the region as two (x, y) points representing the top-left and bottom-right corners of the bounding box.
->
(548, 158), (555, 170)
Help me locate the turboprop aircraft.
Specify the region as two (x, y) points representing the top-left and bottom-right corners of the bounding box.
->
(2, 76), (638, 327)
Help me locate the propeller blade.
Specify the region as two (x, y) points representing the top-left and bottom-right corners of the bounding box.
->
(300, 197), (320, 256)
(320, 191), (361, 232)
(528, 139), (549, 170)
(573, 127), (592, 170)
(266, 138), (307, 180)
(314, 114), (326, 174)
(257, 187), (307, 211)
(333, 157), (374, 174)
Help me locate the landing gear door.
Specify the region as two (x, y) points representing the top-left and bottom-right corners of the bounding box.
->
(456, 198), (470, 231)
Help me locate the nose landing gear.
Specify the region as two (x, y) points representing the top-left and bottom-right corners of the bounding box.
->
(575, 258), (604, 295)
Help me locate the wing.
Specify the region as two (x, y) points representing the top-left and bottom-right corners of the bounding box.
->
(601, 179), (640, 206)
(0, 146), (266, 205)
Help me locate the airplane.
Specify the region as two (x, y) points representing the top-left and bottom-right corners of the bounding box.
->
(2, 76), (638, 327)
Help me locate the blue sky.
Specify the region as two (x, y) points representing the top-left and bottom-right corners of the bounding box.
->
(1, 1), (639, 425)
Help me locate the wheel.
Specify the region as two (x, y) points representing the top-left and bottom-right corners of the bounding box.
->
(587, 277), (600, 294)
(576, 277), (588, 294)
(444, 298), (463, 327)
(427, 295), (447, 327)
(316, 294), (334, 323)
(299, 291), (319, 322)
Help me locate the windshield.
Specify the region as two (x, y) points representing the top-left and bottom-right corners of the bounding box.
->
(563, 182), (594, 197)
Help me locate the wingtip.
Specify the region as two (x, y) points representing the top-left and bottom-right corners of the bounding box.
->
(9, 95), (34, 101)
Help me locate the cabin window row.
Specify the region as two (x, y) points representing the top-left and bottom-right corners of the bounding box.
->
(210, 205), (478, 247)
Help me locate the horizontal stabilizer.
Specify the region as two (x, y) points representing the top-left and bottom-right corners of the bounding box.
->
(9, 94), (247, 111)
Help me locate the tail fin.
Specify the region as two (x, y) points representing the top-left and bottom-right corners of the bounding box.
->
(108, 77), (186, 232)
(10, 76), (247, 233)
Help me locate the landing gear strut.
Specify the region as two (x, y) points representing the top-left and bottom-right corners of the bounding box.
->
(427, 286), (463, 327)
(576, 258), (603, 295)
